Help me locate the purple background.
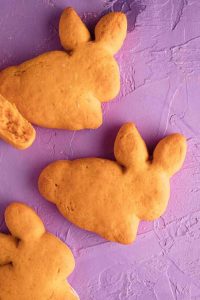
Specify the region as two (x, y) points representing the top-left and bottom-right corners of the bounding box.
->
(0, 0), (200, 299)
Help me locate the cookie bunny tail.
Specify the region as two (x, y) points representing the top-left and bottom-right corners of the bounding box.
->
(153, 133), (187, 177)
(95, 11), (127, 54)
(0, 94), (35, 149)
(59, 7), (91, 51)
(114, 123), (148, 169)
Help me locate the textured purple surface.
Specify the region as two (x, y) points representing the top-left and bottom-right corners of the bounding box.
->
(0, 0), (200, 299)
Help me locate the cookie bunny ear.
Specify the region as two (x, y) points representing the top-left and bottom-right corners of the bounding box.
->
(5, 203), (45, 241)
(153, 134), (187, 177)
(59, 7), (91, 51)
(114, 123), (148, 168)
(95, 11), (127, 54)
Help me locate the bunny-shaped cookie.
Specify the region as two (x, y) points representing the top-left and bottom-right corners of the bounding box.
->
(38, 123), (187, 244)
(0, 7), (127, 132)
(0, 203), (79, 300)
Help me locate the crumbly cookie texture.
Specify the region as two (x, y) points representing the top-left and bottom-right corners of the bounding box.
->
(0, 94), (35, 149)
(38, 123), (187, 244)
(0, 202), (79, 300)
(0, 7), (127, 130)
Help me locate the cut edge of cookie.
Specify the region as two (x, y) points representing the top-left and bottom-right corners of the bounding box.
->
(0, 95), (36, 149)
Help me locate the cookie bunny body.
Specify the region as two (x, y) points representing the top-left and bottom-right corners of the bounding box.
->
(0, 203), (79, 300)
(0, 8), (127, 130)
(38, 123), (187, 244)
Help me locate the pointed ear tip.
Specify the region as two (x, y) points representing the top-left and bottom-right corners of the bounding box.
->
(106, 11), (127, 19)
(120, 122), (137, 131)
(117, 11), (128, 23)
(98, 11), (127, 29)
(61, 7), (79, 18)
(170, 133), (187, 147)
(63, 7), (76, 13)
(107, 11), (127, 30)
(116, 11), (127, 28)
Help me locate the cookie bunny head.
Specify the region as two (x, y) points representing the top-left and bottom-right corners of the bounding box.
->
(114, 123), (187, 220)
(38, 123), (186, 244)
(0, 203), (79, 300)
(59, 7), (127, 101)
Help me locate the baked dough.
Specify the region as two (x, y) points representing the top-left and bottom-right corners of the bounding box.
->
(0, 7), (127, 130)
(0, 202), (79, 299)
(38, 123), (187, 244)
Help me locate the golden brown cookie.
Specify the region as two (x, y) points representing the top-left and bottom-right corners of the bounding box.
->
(0, 202), (79, 300)
(0, 7), (127, 130)
(38, 123), (187, 244)
(0, 94), (35, 149)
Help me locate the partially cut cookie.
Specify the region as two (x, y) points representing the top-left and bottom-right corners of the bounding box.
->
(0, 202), (79, 300)
(0, 94), (35, 149)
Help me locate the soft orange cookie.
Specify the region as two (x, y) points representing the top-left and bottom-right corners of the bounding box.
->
(0, 203), (79, 300)
(38, 123), (187, 244)
(0, 94), (35, 149)
(0, 7), (127, 130)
